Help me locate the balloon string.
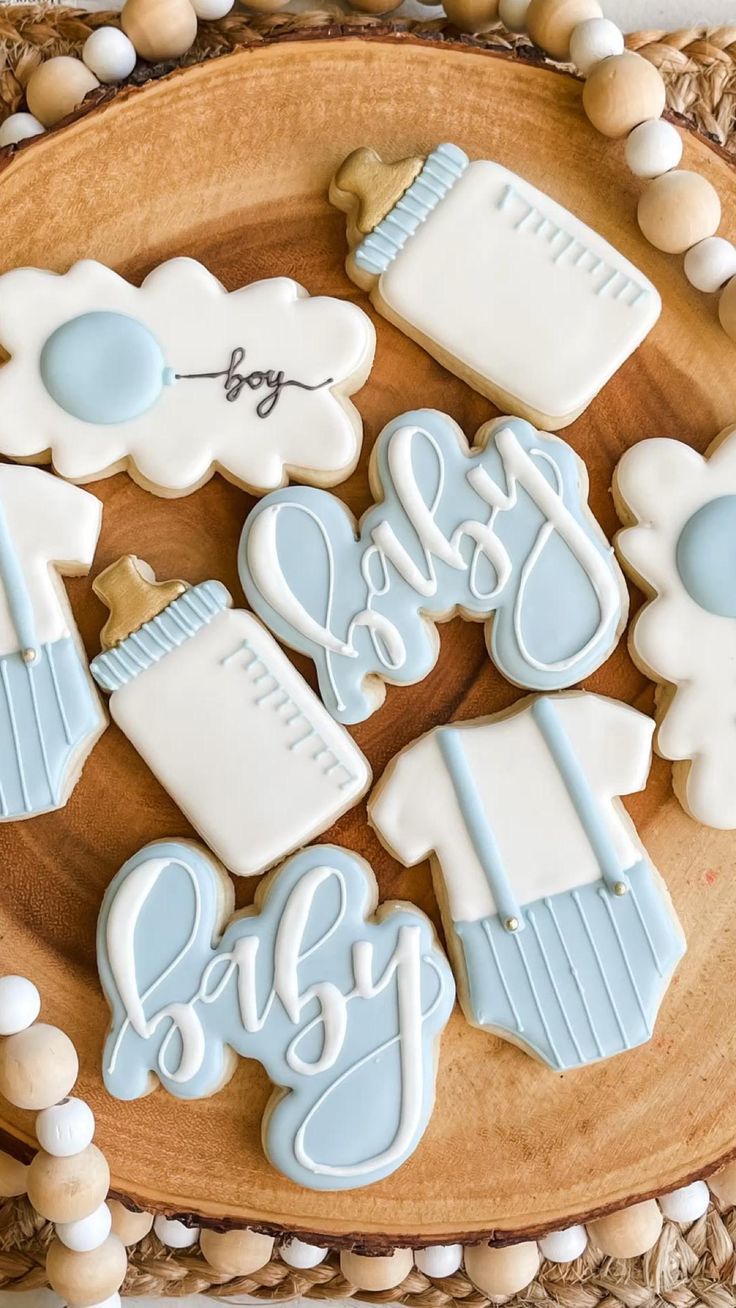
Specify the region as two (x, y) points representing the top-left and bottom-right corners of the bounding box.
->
(174, 346), (333, 418)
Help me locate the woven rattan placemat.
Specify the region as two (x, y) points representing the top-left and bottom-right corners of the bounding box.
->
(1, 10), (736, 1302)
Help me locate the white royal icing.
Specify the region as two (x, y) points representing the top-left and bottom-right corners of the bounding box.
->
(0, 258), (375, 495)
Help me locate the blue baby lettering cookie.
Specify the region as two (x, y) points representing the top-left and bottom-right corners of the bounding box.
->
(97, 840), (455, 1190)
(239, 410), (627, 723)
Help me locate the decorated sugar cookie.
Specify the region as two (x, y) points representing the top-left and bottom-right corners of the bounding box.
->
(0, 257), (375, 496)
(239, 411), (627, 724)
(369, 692), (685, 1072)
(0, 465), (105, 819)
(615, 428), (736, 829)
(90, 557), (370, 875)
(97, 839), (455, 1190)
(331, 144), (660, 430)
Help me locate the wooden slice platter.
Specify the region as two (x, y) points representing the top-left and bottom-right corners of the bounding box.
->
(1, 30), (736, 1247)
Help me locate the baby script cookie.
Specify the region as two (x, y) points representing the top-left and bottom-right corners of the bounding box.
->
(97, 839), (455, 1190)
(0, 465), (105, 819)
(331, 143), (660, 431)
(0, 257), (375, 497)
(239, 410), (628, 724)
(615, 427), (736, 829)
(369, 692), (686, 1072)
(89, 556), (370, 876)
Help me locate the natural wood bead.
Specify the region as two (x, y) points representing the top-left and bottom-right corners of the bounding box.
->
(121, 0), (198, 62)
(241, 0), (291, 11)
(0, 1023), (78, 1110)
(0, 1150), (28, 1198)
(526, 0), (602, 61)
(444, 0), (500, 34)
(27, 1143), (110, 1223)
(464, 1241), (541, 1296)
(707, 1160), (736, 1203)
(638, 171), (721, 255)
(200, 1227), (275, 1275)
(46, 1234), (127, 1307)
(108, 1199), (154, 1246)
(499, 0), (530, 30)
(340, 1248), (414, 1291)
(26, 57), (100, 129)
(588, 1200), (663, 1257)
(582, 52), (666, 139)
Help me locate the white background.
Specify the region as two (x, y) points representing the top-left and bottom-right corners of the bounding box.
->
(0, 0), (729, 1303)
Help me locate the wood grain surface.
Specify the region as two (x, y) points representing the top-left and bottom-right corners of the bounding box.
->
(0, 33), (735, 1246)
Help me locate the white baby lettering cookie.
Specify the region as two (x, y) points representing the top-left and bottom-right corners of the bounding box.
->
(239, 410), (628, 724)
(89, 556), (370, 876)
(369, 692), (685, 1072)
(0, 465), (105, 819)
(615, 427), (736, 828)
(331, 144), (661, 430)
(97, 839), (455, 1190)
(0, 257), (375, 496)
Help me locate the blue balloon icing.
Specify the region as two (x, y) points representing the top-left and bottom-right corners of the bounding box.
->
(97, 840), (455, 1190)
(676, 494), (736, 619)
(239, 410), (625, 723)
(40, 312), (169, 425)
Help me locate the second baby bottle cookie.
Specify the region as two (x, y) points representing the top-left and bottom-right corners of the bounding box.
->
(90, 556), (370, 875)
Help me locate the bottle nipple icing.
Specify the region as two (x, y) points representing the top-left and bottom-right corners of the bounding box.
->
(93, 555), (187, 650)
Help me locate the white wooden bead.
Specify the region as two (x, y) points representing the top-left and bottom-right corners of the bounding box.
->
(625, 119), (683, 179)
(190, 0), (233, 16)
(340, 1248), (414, 1291)
(26, 57), (100, 130)
(280, 1237), (328, 1269)
(83, 29), (137, 83)
(498, 0), (530, 32)
(569, 17), (623, 75)
(36, 1097), (95, 1157)
(658, 1181), (710, 1222)
(684, 236), (736, 293)
(57, 1203), (113, 1253)
(0, 1023), (78, 1110)
(0, 113), (44, 148)
(465, 1241), (541, 1296)
(415, 1244), (463, 1277)
(0, 976), (40, 1034)
(200, 1228), (274, 1274)
(539, 1225), (588, 1262)
(153, 1214), (200, 1249)
(86, 1297), (121, 1308)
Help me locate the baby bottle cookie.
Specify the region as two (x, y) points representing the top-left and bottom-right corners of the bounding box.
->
(97, 839), (455, 1190)
(89, 557), (370, 875)
(331, 143), (660, 430)
(615, 427), (736, 829)
(369, 692), (685, 1072)
(0, 465), (105, 818)
(239, 410), (628, 724)
(0, 257), (375, 496)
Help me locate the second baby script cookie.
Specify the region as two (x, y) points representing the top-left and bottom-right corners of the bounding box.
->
(239, 410), (628, 723)
(0, 257), (375, 496)
(370, 692), (685, 1072)
(331, 143), (660, 430)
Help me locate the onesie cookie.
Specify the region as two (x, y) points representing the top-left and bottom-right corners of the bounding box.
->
(369, 692), (685, 1072)
(0, 465), (105, 818)
(0, 257), (375, 496)
(97, 839), (455, 1190)
(615, 427), (736, 828)
(239, 410), (628, 724)
(90, 556), (370, 875)
(331, 143), (660, 430)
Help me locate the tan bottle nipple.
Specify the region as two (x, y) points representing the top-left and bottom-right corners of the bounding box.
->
(330, 147), (423, 245)
(93, 555), (188, 649)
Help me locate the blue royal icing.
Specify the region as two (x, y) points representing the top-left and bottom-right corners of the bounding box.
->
(40, 312), (170, 425)
(676, 494), (736, 619)
(239, 411), (626, 723)
(97, 841), (455, 1190)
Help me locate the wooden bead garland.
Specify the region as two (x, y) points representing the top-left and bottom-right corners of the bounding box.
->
(414, 1243), (464, 1277)
(0, 976), (41, 1034)
(0, 1023), (78, 1110)
(539, 1224), (588, 1262)
(153, 1214), (200, 1248)
(582, 51), (666, 139)
(108, 1199), (154, 1246)
(526, 0), (602, 62)
(588, 1199), (662, 1257)
(340, 1248), (414, 1291)
(0, 113), (45, 148)
(708, 1161), (736, 1203)
(498, 0), (530, 32)
(464, 1240), (541, 1296)
(26, 57), (100, 129)
(658, 1181), (710, 1222)
(684, 237), (736, 294)
(83, 28), (137, 84)
(568, 17), (623, 76)
(36, 1096), (95, 1157)
(637, 171), (721, 255)
(190, 0), (234, 17)
(625, 119), (682, 179)
(200, 1227), (275, 1274)
(121, 0), (198, 63)
(46, 1234), (127, 1307)
(0, 1150), (29, 1198)
(57, 1203), (113, 1254)
(444, 0), (499, 34)
(27, 1143), (110, 1223)
(280, 1236), (329, 1269)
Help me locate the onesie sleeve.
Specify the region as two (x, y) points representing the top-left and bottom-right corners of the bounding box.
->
(369, 734), (438, 867)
